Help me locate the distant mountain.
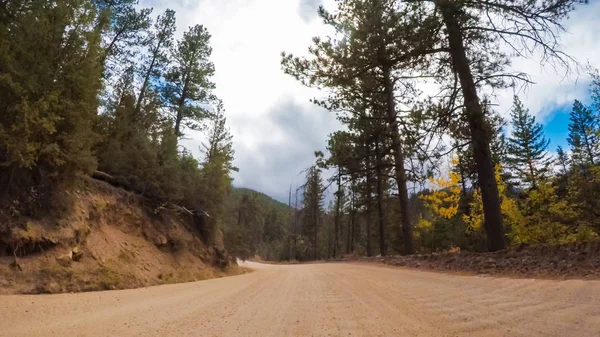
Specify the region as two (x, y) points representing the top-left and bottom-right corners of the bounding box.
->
(221, 187), (293, 260)
(222, 187), (293, 232)
(226, 187), (291, 212)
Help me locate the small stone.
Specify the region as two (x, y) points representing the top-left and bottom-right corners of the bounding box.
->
(56, 252), (73, 267)
(72, 246), (83, 262)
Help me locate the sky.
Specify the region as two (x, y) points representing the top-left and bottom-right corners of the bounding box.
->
(140, 0), (600, 203)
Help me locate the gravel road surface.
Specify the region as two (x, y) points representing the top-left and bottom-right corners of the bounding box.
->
(2, 261), (599, 336)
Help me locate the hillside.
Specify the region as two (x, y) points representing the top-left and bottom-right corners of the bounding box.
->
(0, 177), (243, 294)
(220, 187), (293, 261)
(226, 188), (291, 215)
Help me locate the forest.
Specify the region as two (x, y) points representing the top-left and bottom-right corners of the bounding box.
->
(1, 0), (599, 263)
(224, 0), (600, 261)
(0, 0), (235, 244)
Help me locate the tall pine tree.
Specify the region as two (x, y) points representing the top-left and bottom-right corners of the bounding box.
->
(99, 1), (152, 78)
(200, 100), (236, 242)
(556, 146), (569, 175)
(568, 100), (600, 166)
(506, 96), (552, 189)
(302, 164), (324, 260)
(135, 9), (176, 115)
(163, 24), (216, 137)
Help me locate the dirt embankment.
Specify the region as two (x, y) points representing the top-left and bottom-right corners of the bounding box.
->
(0, 177), (243, 294)
(353, 242), (600, 279)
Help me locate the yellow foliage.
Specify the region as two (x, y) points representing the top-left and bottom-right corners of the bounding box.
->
(464, 165), (596, 245)
(463, 189), (484, 231)
(463, 164), (523, 233)
(511, 181), (593, 245)
(417, 217), (433, 229)
(420, 168), (461, 220)
(413, 216), (433, 241)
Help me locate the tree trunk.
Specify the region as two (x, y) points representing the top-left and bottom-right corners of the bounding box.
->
(293, 189), (299, 260)
(365, 142), (373, 257)
(174, 76), (190, 137)
(288, 186), (293, 260)
(328, 219), (332, 258)
(439, 0), (506, 251)
(174, 116), (182, 138)
(528, 159), (537, 189)
(346, 209), (351, 254)
(101, 26), (125, 69)
(314, 208), (318, 260)
(382, 65), (414, 255)
(333, 170), (341, 257)
(350, 214), (355, 253)
(135, 32), (168, 116)
(350, 187), (355, 253)
(584, 136), (595, 165)
(375, 136), (387, 256)
(135, 51), (158, 115)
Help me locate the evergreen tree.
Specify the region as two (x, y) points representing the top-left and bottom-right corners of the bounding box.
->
(556, 146), (569, 175)
(568, 100), (600, 166)
(135, 9), (176, 115)
(451, 102), (508, 189)
(200, 101), (236, 242)
(590, 68), (600, 114)
(0, 0), (103, 192)
(371, 0), (584, 251)
(302, 165), (324, 260)
(282, 0), (420, 254)
(326, 131), (354, 257)
(506, 96), (552, 189)
(202, 100), (236, 168)
(95, 73), (161, 195)
(99, 1), (152, 78)
(163, 24), (216, 137)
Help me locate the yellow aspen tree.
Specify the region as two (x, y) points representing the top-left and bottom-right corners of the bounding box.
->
(464, 165), (523, 233)
(420, 157), (462, 220)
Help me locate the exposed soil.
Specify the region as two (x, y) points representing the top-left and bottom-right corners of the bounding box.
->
(2, 261), (600, 337)
(0, 177), (240, 294)
(351, 241), (600, 279)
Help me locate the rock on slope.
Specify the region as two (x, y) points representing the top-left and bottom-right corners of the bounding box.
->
(0, 177), (240, 294)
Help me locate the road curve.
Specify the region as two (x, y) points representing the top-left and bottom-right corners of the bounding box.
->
(2, 261), (600, 337)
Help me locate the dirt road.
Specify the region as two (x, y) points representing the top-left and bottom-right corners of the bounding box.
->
(2, 262), (600, 337)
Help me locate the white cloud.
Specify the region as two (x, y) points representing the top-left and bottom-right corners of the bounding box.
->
(141, 0), (599, 202)
(139, 0), (341, 201)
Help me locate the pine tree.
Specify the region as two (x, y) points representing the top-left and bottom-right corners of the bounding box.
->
(451, 102), (508, 190)
(163, 24), (216, 137)
(200, 100), (236, 242)
(99, 0), (152, 77)
(202, 100), (236, 172)
(556, 146), (569, 175)
(326, 130), (353, 257)
(135, 9), (176, 115)
(282, 0), (419, 254)
(302, 165), (324, 260)
(0, 0), (103, 192)
(506, 96), (552, 189)
(568, 100), (600, 166)
(590, 68), (600, 114)
(403, 0), (582, 250)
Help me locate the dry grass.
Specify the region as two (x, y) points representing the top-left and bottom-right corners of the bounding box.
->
(23, 263), (131, 294)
